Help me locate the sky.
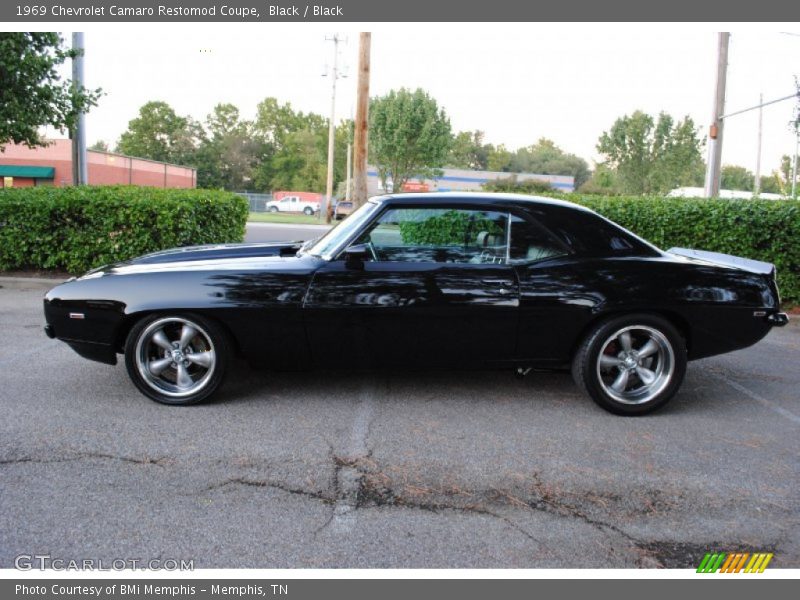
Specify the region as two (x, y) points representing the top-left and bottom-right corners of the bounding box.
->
(30, 23), (800, 174)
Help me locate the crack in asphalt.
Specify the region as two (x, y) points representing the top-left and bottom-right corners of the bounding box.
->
(201, 452), (717, 562)
(205, 477), (334, 504)
(0, 452), (169, 466)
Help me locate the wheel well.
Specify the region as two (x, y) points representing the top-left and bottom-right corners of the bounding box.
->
(114, 311), (243, 357)
(570, 309), (691, 361)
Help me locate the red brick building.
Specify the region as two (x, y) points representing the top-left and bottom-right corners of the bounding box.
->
(0, 139), (196, 188)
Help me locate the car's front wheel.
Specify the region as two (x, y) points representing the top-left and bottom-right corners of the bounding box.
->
(124, 313), (230, 405)
(268, 206), (279, 213)
(572, 314), (686, 416)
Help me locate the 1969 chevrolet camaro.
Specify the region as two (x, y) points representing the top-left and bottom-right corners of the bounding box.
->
(43, 193), (788, 415)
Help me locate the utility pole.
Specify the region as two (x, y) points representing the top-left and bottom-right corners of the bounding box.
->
(345, 141), (353, 202)
(71, 32), (88, 185)
(792, 126), (799, 200)
(323, 34), (345, 224)
(793, 79), (800, 200)
(352, 32), (371, 207)
(704, 32), (730, 198)
(754, 93), (763, 196)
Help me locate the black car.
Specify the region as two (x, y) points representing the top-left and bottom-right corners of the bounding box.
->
(43, 193), (788, 415)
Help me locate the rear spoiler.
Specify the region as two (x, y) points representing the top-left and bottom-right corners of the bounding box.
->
(668, 247), (775, 276)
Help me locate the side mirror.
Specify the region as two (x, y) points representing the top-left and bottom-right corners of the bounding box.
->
(344, 243), (370, 269)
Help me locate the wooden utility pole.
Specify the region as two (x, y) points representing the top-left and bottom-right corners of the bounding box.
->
(703, 32), (730, 198)
(345, 141), (352, 202)
(352, 32), (371, 207)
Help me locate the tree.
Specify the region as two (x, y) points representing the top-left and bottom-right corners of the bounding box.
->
(721, 165), (754, 191)
(487, 144), (513, 172)
(448, 130), (490, 170)
(251, 97), (328, 191)
(0, 32), (101, 149)
(759, 173), (783, 195)
(597, 110), (705, 194)
(269, 129), (327, 192)
(779, 155), (795, 195)
(194, 103), (263, 190)
(578, 163), (620, 195)
(117, 101), (198, 165)
(482, 176), (555, 194)
(509, 138), (590, 188)
(89, 140), (109, 152)
(369, 88), (452, 192)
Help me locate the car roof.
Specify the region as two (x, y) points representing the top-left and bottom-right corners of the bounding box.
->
(370, 191), (592, 212)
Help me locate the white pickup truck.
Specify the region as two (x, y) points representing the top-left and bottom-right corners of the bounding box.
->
(265, 196), (320, 215)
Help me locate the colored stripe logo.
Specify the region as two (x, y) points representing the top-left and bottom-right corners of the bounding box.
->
(696, 552), (773, 573)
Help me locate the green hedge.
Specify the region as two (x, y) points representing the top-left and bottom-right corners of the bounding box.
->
(398, 209), (502, 245)
(556, 194), (800, 304)
(0, 186), (248, 274)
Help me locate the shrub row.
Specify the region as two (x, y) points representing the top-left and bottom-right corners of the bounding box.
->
(1, 186), (798, 303)
(557, 193), (800, 303)
(0, 185), (248, 274)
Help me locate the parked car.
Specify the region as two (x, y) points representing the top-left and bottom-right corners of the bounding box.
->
(43, 193), (788, 415)
(265, 195), (319, 215)
(334, 200), (354, 220)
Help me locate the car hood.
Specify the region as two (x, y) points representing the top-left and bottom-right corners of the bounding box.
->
(79, 241), (315, 278)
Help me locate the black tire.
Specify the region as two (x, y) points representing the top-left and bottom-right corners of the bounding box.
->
(572, 313), (687, 416)
(303, 206), (314, 216)
(268, 206), (279, 213)
(124, 313), (230, 406)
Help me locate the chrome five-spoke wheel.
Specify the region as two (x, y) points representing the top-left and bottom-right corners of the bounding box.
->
(125, 314), (229, 405)
(596, 325), (674, 405)
(572, 314), (687, 416)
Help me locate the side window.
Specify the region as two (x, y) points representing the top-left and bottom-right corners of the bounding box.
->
(508, 215), (568, 264)
(355, 207), (508, 264)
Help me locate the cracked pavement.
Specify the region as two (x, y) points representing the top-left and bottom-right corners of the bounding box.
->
(1, 281), (798, 568)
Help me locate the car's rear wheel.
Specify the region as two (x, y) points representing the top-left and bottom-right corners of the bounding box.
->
(572, 314), (686, 416)
(124, 313), (229, 405)
(303, 206), (314, 215)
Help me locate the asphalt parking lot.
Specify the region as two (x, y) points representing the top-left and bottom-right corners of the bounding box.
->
(1, 278), (798, 569)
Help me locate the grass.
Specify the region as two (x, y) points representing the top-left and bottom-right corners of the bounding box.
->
(247, 212), (327, 225)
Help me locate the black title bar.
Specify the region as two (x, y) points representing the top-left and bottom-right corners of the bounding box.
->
(3, 0), (800, 22)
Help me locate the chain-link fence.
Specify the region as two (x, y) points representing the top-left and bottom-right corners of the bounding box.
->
(236, 192), (273, 212)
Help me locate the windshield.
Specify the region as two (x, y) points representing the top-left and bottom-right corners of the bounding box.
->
(303, 201), (381, 259)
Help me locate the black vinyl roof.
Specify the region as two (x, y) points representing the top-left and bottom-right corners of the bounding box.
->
(371, 192), (593, 212)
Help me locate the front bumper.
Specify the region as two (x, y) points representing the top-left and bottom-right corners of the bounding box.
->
(44, 324), (56, 338)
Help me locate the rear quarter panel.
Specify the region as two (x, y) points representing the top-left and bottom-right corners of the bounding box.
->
(515, 255), (778, 363)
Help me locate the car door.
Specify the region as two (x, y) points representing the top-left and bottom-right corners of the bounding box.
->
(507, 212), (589, 365)
(303, 205), (520, 369)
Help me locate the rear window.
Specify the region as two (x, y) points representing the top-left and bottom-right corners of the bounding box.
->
(531, 205), (660, 257)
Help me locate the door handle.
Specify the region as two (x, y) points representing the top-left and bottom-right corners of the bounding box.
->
(480, 279), (515, 295)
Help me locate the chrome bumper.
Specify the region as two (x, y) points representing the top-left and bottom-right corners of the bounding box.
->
(767, 312), (789, 327)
